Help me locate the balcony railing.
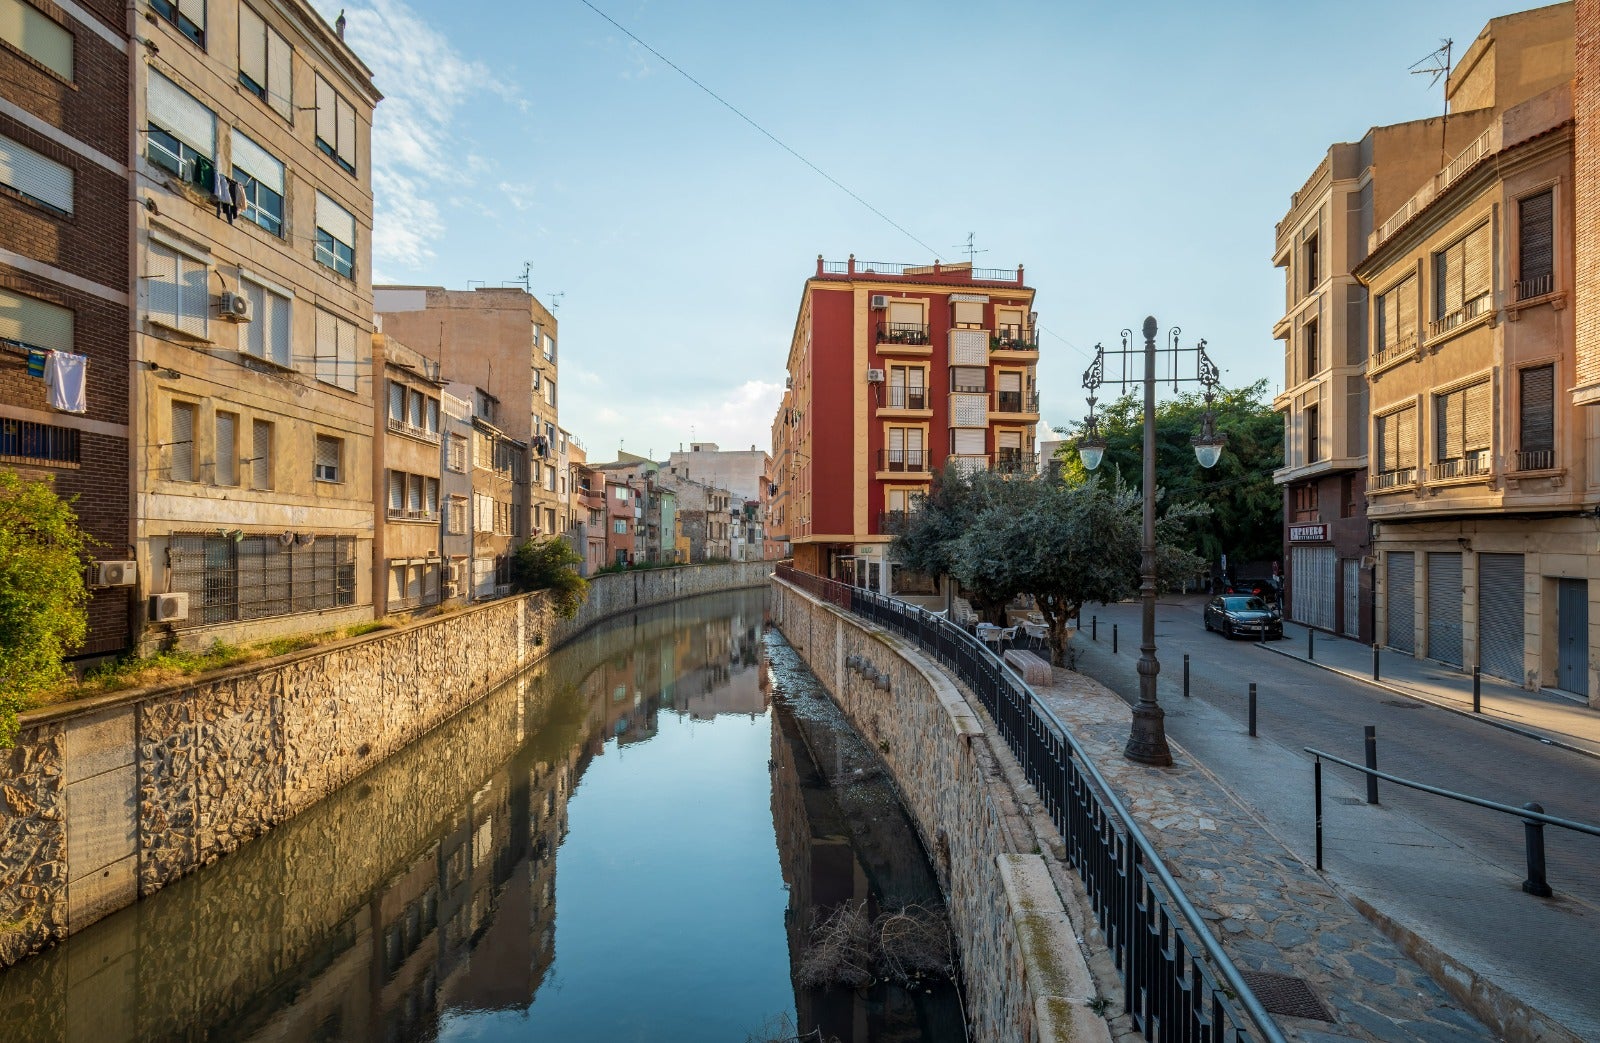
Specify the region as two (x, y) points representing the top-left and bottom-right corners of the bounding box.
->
(1427, 294), (1492, 338)
(386, 507), (439, 522)
(1515, 449), (1555, 472)
(884, 386), (927, 410)
(1370, 468), (1416, 491)
(877, 322), (930, 345)
(386, 416), (442, 445)
(1374, 125), (1499, 250)
(1515, 273), (1554, 302)
(993, 390), (1039, 415)
(816, 257), (1026, 285)
(1370, 333), (1418, 369)
(877, 509), (912, 534)
(878, 448), (928, 472)
(993, 451), (1038, 474)
(1429, 450), (1491, 481)
(991, 325), (1039, 351)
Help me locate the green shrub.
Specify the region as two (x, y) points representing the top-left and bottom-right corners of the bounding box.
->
(511, 537), (589, 618)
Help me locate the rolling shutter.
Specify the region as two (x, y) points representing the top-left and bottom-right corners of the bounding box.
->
(336, 97), (356, 170)
(335, 316), (357, 391)
(1342, 559), (1361, 638)
(1426, 552), (1462, 667)
(1478, 554), (1525, 683)
(215, 412), (237, 486)
(0, 288), (72, 352)
(1291, 546), (1336, 631)
(251, 419), (271, 489)
(314, 308), (337, 386)
(1519, 365), (1554, 454)
(951, 366), (986, 390)
(1463, 380), (1491, 453)
(176, 0), (205, 32)
(266, 28), (292, 118)
(997, 371), (1022, 392)
(952, 428), (985, 455)
(148, 71), (215, 156)
(0, 134), (72, 213)
(230, 130), (283, 194)
(170, 401), (195, 482)
(315, 75), (336, 147)
(1386, 552), (1415, 653)
(952, 300), (983, 326)
(996, 430), (1021, 449)
(1462, 223), (1491, 303)
(1396, 405), (1416, 469)
(316, 192), (355, 248)
(239, 5), (266, 90)
(388, 381), (404, 421)
(887, 301), (920, 327)
(1518, 190), (1553, 285)
(1, 0), (73, 81)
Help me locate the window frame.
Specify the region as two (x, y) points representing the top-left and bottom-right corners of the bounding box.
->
(313, 433), (343, 483)
(149, 0), (205, 49)
(0, 0), (73, 81)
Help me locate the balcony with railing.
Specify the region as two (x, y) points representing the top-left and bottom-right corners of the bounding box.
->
(1370, 468), (1417, 492)
(877, 448), (929, 474)
(1428, 293), (1493, 339)
(1370, 332), (1418, 372)
(991, 324), (1040, 353)
(876, 321), (930, 346)
(1428, 449), (1492, 482)
(991, 390), (1040, 416)
(386, 506), (439, 523)
(1372, 125), (1500, 252)
(1515, 272), (1554, 302)
(993, 451), (1037, 473)
(817, 256), (1026, 286)
(386, 416), (442, 445)
(883, 385), (928, 411)
(1514, 449), (1556, 472)
(877, 509), (911, 535)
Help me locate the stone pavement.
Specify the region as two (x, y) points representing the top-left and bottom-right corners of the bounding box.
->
(1026, 664), (1501, 1043)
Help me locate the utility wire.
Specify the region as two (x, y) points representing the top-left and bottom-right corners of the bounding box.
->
(576, 0), (940, 258)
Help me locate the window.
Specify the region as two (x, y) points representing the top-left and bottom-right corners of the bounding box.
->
(0, 287), (72, 354)
(614, 486), (629, 501)
(1516, 190), (1554, 300)
(448, 433), (467, 472)
(1433, 380), (1491, 474)
(146, 242), (209, 339)
(474, 493), (493, 533)
(952, 300), (983, 328)
(239, 278), (290, 366)
(0, 419), (79, 466)
(951, 366), (986, 393)
(1340, 474), (1358, 518)
(313, 434), (341, 482)
(231, 130), (284, 236)
(1, 0), (73, 80)
(1375, 274), (1417, 358)
(888, 365), (925, 409)
(613, 518), (627, 534)
(448, 496), (467, 535)
(313, 74), (357, 174)
(1305, 404), (1320, 464)
(314, 192), (355, 278)
(1432, 222), (1491, 332)
(1303, 318), (1319, 378)
(544, 466), (555, 491)
(147, 71), (214, 181)
(1375, 406), (1417, 478)
(313, 307), (358, 391)
(169, 401), (196, 481)
(543, 379), (555, 406)
(214, 410), (238, 485)
(886, 426), (924, 471)
(474, 430), (493, 470)
(237, 4), (291, 119)
(1517, 364), (1555, 469)
(545, 507), (555, 534)
(251, 419), (272, 489)
(1304, 232), (1319, 293)
(0, 133), (72, 215)
(149, 0), (205, 47)
(543, 333), (555, 361)
(1291, 484), (1318, 520)
(168, 532), (356, 626)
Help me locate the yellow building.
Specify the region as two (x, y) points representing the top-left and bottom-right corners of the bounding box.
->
(133, 1), (381, 649)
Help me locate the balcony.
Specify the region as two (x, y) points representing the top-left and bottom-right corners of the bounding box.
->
(991, 390), (1040, 417)
(1515, 273), (1554, 302)
(817, 257), (1026, 285)
(877, 509), (911, 535)
(386, 507), (439, 523)
(877, 448), (929, 474)
(1370, 333), (1418, 373)
(1427, 294), (1492, 339)
(386, 416), (442, 445)
(1514, 449), (1555, 472)
(992, 451), (1037, 474)
(877, 322), (930, 346)
(991, 325), (1040, 353)
(1372, 125), (1500, 252)
(1428, 450), (1492, 482)
(883, 386), (928, 411)
(1370, 468), (1417, 492)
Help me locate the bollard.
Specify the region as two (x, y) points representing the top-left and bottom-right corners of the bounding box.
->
(1308, 627), (1315, 659)
(1183, 654), (1190, 698)
(1373, 643), (1381, 681)
(1259, 619), (1266, 645)
(1521, 802), (1553, 897)
(1092, 616), (1098, 641)
(1113, 623), (1118, 654)
(1248, 683), (1257, 737)
(1314, 758), (1324, 871)
(1473, 666), (1482, 714)
(1364, 726), (1380, 805)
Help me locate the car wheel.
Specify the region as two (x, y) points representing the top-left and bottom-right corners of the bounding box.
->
(1223, 620), (1233, 640)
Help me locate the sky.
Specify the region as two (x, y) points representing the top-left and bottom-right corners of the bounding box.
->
(310, 0), (1544, 462)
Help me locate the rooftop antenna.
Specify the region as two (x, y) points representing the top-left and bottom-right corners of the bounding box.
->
(1410, 38), (1453, 167)
(548, 291), (565, 312)
(953, 232), (986, 265)
(517, 261), (532, 292)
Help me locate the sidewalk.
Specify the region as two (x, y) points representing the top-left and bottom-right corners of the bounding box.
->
(1264, 619), (1600, 760)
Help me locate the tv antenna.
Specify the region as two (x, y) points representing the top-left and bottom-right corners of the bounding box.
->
(516, 261), (532, 292)
(1410, 38), (1453, 165)
(953, 232), (987, 264)
(548, 292), (565, 312)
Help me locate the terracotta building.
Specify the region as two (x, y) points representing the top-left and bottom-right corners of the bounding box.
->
(774, 255), (1039, 592)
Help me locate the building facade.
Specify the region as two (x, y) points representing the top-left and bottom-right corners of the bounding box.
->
(439, 388), (473, 601)
(774, 255), (1038, 592)
(372, 333), (443, 615)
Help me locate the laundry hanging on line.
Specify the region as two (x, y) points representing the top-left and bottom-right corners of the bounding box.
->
(44, 350), (87, 414)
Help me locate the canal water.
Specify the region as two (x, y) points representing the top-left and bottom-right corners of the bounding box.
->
(0, 589), (965, 1043)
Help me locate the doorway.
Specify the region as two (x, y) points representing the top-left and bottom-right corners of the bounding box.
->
(1556, 579), (1588, 696)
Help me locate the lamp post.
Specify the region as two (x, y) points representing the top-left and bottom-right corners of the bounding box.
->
(1078, 316), (1225, 767)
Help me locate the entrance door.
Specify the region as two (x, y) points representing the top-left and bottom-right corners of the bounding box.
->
(1478, 554), (1524, 684)
(1342, 559), (1361, 639)
(1557, 579), (1589, 695)
(1291, 546), (1336, 631)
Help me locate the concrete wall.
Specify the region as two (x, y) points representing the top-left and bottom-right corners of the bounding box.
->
(771, 579), (1108, 1043)
(0, 561), (772, 969)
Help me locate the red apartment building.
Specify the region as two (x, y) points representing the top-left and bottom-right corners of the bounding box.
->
(775, 255), (1039, 595)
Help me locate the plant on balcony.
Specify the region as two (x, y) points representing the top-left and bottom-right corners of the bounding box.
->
(511, 536), (589, 617)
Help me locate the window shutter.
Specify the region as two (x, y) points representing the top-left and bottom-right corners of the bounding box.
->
(906, 427), (923, 453)
(242, 280), (266, 358)
(215, 411), (236, 485)
(1397, 274), (1416, 341)
(1436, 249), (1461, 317)
(336, 96), (356, 169)
(408, 474), (421, 512)
(951, 366), (986, 390)
(0, 287), (73, 352)
(1519, 191), (1553, 285)
(177, 252), (209, 338)
(952, 428), (985, 455)
(252, 419), (271, 489)
(148, 71), (215, 157)
(239, 5), (266, 89)
(266, 27), (291, 117)
(170, 401), (195, 481)
(315, 75), (336, 146)
(907, 367), (923, 391)
(389, 381), (404, 421)
(316, 192), (355, 247)
(1520, 365), (1554, 453)
(315, 435), (339, 477)
(1462, 223), (1491, 303)
(230, 130), (283, 194)
(997, 429), (1022, 449)
(264, 285), (289, 366)
(426, 398), (439, 433)
(1464, 380), (1491, 452)
(997, 371), (1021, 392)
(177, 0), (205, 31)
(953, 300), (983, 326)
(1, 0), (73, 80)
(1397, 405), (1416, 469)
(314, 308), (337, 385)
(336, 314), (357, 391)
(426, 478), (438, 516)
(887, 427), (904, 453)
(0, 134), (72, 213)
(887, 301), (920, 327)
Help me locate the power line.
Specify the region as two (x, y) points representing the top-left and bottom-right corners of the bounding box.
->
(575, 0), (940, 257)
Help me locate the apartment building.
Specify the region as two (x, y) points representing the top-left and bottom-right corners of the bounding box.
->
(1351, 6), (1596, 703)
(1, 0), (132, 658)
(447, 383), (525, 600)
(665, 442), (771, 561)
(440, 388), (472, 601)
(1580, 0), (1600, 405)
(659, 472), (732, 562)
(133, 0), (380, 649)
(567, 441), (608, 575)
(375, 286), (561, 540)
(774, 255), (1039, 591)
(604, 474), (631, 566)
(768, 388), (795, 559)
(372, 332), (443, 615)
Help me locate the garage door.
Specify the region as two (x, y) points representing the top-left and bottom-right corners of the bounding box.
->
(1386, 552), (1415, 653)
(1426, 552), (1463, 667)
(1292, 546), (1336, 631)
(1477, 554), (1524, 684)
(1342, 558), (1361, 639)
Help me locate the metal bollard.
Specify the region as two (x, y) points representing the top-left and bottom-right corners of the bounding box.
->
(1092, 616), (1098, 641)
(1473, 666), (1482, 714)
(1308, 627), (1315, 659)
(1364, 726), (1380, 805)
(1521, 802), (1553, 897)
(1373, 643), (1381, 681)
(1248, 683), (1257, 737)
(1112, 623), (1118, 654)
(1183, 654), (1190, 698)
(1314, 758), (1324, 871)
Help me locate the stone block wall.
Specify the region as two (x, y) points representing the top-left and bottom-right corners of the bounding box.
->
(0, 561), (772, 968)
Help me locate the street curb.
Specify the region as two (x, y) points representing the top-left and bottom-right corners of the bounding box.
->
(1254, 642), (1600, 763)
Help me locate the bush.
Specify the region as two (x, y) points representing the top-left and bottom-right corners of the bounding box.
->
(0, 471), (92, 746)
(510, 537), (589, 617)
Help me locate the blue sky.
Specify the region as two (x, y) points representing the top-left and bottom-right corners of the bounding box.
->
(313, 0), (1545, 461)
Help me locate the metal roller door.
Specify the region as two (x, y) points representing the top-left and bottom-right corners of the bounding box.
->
(1426, 552), (1463, 667)
(1292, 546), (1336, 631)
(1386, 552), (1415, 653)
(1342, 559), (1361, 638)
(1477, 554), (1524, 683)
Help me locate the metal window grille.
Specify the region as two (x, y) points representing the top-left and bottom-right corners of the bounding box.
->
(168, 533), (355, 627)
(0, 418), (80, 466)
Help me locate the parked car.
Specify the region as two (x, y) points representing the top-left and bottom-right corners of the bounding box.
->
(1203, 594), (1283, 640)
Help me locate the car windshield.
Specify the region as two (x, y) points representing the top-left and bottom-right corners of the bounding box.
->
(1223, 597), (1267, 611)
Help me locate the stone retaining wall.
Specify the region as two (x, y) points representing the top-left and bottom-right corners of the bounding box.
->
(0, 561), (772, 968)
(771, 578), (1109, 1043)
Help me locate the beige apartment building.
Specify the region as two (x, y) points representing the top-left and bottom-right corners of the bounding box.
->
(373, 332), (444, 615)
(375, 286), (562, 540)
(1352, 7), (1596, 703)
(134, 0), (380, 649)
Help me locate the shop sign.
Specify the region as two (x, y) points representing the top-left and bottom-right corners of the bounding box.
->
(1288, 523), (1328, 543)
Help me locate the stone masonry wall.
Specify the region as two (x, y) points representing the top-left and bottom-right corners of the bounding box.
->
(0, 561), (772, 968)
(771, 579), (1107, 1043)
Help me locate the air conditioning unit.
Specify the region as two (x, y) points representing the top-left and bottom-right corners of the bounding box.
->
(219, 291), (253, 322)
(865, 368), (885, 383)
(870, 295), (889, 310)
(150, 592), (189, 623)
(89, 560), (138, 587)
(441, 581), (457, 599)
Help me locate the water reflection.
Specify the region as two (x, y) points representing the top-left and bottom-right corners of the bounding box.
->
(0, 590), (959, 1042)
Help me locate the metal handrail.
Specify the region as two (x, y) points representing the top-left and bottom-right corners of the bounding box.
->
(775, 565), (1287, 1043)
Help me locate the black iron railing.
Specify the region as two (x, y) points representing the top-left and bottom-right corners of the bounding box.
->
(992, 324), (1040, 350)
(877, 448), (928, 472)
(993, 390), (1040, 414)
(878, 322), (931, 345)
(886, 386), (927, 410)
(993, 451), (1037, 474)
(774, 564), (1286, 1043)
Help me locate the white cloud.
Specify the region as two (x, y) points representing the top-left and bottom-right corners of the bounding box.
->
(652, 380), (784, 451)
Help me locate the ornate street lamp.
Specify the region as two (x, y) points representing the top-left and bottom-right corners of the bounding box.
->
(1079, 316), (1225, 767)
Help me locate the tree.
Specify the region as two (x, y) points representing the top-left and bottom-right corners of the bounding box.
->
(510, 536), (589, 618)
(1055, 380), (1283, 567)
(891, 465), (1036, 624)
(957, 473), (1207, 666)
(0, 471), (91, 746)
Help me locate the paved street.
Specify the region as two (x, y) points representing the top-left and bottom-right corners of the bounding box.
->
(1057, 595), (1600, 1042)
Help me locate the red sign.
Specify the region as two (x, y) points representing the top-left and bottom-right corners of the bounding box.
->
(1289, 523), (1328, 543)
